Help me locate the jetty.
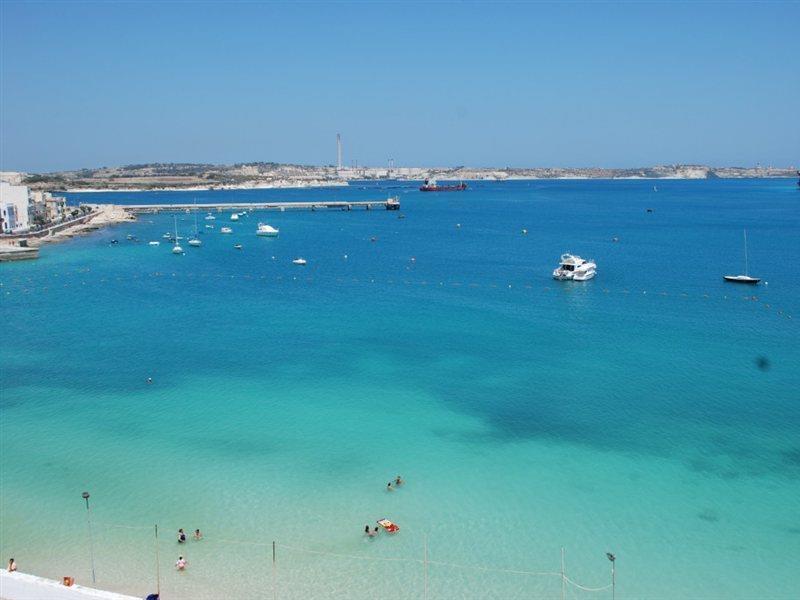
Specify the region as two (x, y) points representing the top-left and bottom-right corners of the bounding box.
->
(0, 245), (39, 261)
(122, 197), (400, 214)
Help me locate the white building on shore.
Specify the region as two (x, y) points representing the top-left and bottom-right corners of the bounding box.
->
(0, 181), (30, 234)
(29, 190), (67, 224)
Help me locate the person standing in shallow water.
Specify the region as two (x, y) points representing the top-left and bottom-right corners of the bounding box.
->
(177, 529), (186, 543)
(7, 558), (17, 572)
(175, 556), (187, 570)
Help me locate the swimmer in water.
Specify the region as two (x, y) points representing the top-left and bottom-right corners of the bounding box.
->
(387, 482), (393, 491)
(193, 529), (202, 541)
(395, 475), (403, 486)
(177, 529), (186, 543)
(175, 556), (187, 570)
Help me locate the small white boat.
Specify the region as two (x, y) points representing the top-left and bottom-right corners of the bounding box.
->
(205, 213), (216, 220)
(230, 213), (239, 221)
(234, 244), (243, 250)
(553, 253), (596, 281)
(149, 241), (160, 246)
(188, 212), (202, 247)
(292, 258), (307, 265)
(724, 230), (760, 284)
(256, 223), (279, 237)
(172, 216), (184, 254)
(220, 227), (233, 234)
(205, 224), (214, 229)
(162, 233), (172, 239)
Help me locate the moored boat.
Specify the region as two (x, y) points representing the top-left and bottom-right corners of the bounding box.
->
(256, 223), (279, 237)
(553, 253), (596, 281)
(723, 230), (760, 284)
(419, 179), (467, 192)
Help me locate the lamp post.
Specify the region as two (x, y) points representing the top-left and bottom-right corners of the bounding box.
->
(82, 491), (96, 584)
(606, 552), (616, 600)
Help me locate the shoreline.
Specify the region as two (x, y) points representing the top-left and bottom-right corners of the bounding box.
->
(61, 179), (350, 193)
(59, 174), (799, 192)
(0, 205), (135, 250)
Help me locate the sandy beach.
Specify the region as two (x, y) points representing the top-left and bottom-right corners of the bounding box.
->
(0, 570), (140, 600)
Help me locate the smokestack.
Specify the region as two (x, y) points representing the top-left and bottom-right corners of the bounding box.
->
(336, 133), (342, 171)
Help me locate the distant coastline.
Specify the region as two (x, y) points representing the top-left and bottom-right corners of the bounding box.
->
(3, 162), (795, 193)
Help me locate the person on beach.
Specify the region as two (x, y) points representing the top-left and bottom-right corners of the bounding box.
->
(175, 556), (187, 571)
(193, 529), (202, 540)
(395, 475), (403, 486)
(177, 529), (186, 543)
(7, 558), (17, 572)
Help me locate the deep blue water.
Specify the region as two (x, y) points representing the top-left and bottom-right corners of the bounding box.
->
(1, 179), (798, 599)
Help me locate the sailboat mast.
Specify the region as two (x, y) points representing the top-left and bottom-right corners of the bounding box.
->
(743, 229), (749, 276)
(174, 216), (179, 246)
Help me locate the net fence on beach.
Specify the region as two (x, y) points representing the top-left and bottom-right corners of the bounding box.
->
(77, 521), (614, 600)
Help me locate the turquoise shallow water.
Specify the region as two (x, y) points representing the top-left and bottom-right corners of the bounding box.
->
(1, 179), (799, 599)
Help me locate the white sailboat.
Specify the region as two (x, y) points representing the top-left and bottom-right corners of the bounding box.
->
(724, 230), (759, 284)
(172, 216), (184, 254)
(188, 208), (202, 247)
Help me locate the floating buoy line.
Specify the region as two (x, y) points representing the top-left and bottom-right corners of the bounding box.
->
(0, 269), (794, 321)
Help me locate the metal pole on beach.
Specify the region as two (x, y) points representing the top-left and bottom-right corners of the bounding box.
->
(423, 534), (428, 600)
(154, 525), (161, 598)
(606, 552), (616, 600)
(272, 540), (277, 600)
(81, 491), (96, 584)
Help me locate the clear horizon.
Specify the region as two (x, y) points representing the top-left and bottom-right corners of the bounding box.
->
(1, 1), (798, 172)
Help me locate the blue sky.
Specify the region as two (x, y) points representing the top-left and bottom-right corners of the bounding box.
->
(1, 1), (798, 172)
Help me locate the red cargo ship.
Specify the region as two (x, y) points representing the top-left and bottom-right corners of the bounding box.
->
(419, 179), (467, 192)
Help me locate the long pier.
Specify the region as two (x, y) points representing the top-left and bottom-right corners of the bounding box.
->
(117, 197), (400, 214)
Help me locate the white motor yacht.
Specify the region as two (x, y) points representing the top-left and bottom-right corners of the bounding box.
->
(230, 213), (239, 221)
(149, 241), (160, 246)
(205, 213), (216, 220)
(552, 253), (596, 281)
(256, 223), (279, 237)
(220, 227), (233, 234)
(292, 258), (307, 265)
